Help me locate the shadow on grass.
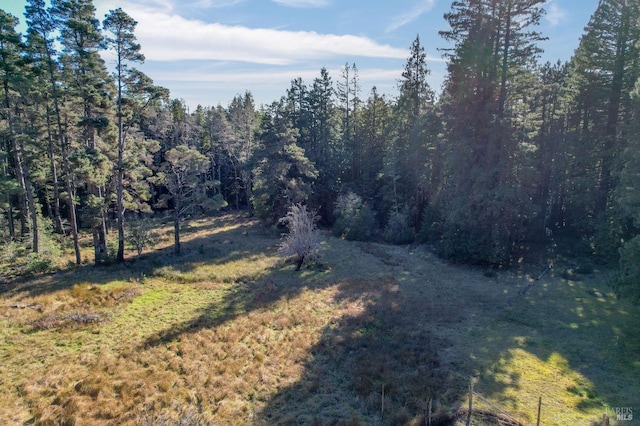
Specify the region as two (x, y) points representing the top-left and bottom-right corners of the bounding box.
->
(430, 269), (640, 425)
(255, 275), (458, 425)
(5, 213), (639, 424)
(0, 213), (272, 300)
(132, 227), (640, 424)
(253, 251), (639, 424)
(137, 235), (527, 424)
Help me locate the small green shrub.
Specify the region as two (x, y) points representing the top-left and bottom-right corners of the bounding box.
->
(127, 219), (159, 257)
(25, 253), (55, 275)
(0, 218), (61, 277)
(417, 205), (443, 243)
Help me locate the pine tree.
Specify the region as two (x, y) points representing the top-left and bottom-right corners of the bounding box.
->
(436, 0), (546, 264)
(359, 86), (391, 202)
(0, 11), (40, 251)
(153, 145), (226, 255)
(226, 91), (257, 210)
(563, 0), (640, 256)
(382, 35), (436, 230)
(398, 35), (434, 119)
(252, 100), (318, 223)
(25, 0), (82, 264)
(54, 0), (115, 264)
(104, 8), (168, 262)
(336, 62), (361, 182)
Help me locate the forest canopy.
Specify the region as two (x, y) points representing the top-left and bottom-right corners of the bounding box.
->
(1, 0), (640, 300)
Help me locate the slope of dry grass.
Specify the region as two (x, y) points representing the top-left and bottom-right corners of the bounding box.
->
(0, 213), (638, 425)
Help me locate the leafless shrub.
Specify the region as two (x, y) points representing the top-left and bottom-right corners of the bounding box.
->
(278, 203), (322, 271)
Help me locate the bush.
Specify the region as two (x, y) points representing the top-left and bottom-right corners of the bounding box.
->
(333, 192), (377, 241)
(278, 203), (323, 271)
(127, 219), (159, 257)
(612, 235), (640, 303)
(417, 205), (443, 243)
(0, 217), (61, 278)
(383, 211), (414, 245)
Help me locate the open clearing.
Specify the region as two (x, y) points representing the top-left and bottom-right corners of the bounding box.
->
(0, 214), (638, 425)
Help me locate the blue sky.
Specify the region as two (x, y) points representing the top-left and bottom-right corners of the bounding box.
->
(5, 0), (600, 108)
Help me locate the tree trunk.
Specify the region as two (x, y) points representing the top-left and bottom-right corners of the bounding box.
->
(295, 255), (304, 271)
(598, 3), (630, 212)
(4, 79), (39, 252)
(45, 101), (64, 234)
(3, 81), (28, 238)
(61, 139), (81, 265)
(6, 192), (14, 239)
(173, 207), (181, 256)
(46, 44), (81, 264)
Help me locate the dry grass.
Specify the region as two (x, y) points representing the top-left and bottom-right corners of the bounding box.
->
(0, 213), (638, 425)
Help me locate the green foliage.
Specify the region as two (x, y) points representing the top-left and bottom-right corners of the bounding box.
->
(417, 205), (443, 243)
(383, 210), (414, 245)
(612, 235), (640, 303)
(332, 192), (377, 241)
(2, 0), (639, 287)
(252, 101), (318, 223)
(0, 217), (61, 278)
(127, 218), (159, 257)
(435, 224), (512, 266)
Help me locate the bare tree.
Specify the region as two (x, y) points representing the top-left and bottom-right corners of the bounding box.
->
(278, 204), (322, 271)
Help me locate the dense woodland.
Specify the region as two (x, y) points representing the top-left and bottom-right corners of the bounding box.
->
(1, 0), (640, 300)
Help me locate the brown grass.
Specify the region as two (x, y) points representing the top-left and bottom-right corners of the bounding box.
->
(0, 213), (638, 425)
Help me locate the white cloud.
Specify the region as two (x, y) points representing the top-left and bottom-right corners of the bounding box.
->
(544, 1), (566, 27)
(150, 67), (404, 85)
(272, 0), (329, 8)
(386, 0), (435, 33)
(194, 0), (245, 8)
(125, 9), (408, 64)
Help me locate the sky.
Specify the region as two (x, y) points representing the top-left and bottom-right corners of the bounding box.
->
(4, 0), (600, 109)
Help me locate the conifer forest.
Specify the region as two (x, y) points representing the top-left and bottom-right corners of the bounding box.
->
(2, 0), (640, 424)
(3, 0), (640, 293)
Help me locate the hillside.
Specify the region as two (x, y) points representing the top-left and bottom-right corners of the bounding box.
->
(0, 214), (638, 425)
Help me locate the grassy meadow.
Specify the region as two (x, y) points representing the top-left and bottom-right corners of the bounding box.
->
(0, 213), (638, 425)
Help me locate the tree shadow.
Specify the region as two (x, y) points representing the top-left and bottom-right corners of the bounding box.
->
(251, 248), (639, 424)
(5, 214), (638, 424)
(255, 275), (459, 425)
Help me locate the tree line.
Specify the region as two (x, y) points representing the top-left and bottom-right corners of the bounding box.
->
(1, 0), (640, 300)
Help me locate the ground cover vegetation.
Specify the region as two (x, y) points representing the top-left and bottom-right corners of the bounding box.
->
(0, 214), (639, 425)
(1, 0), (640, 423)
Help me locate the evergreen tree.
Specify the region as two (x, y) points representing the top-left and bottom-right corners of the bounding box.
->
(226, 91), (257, 210)
(104, 8), (168, 262)
(252, 100), (318, 223)
(153, 145), (226, 255)
(0, 11), (39, 250)
(336, 62), (361, 182)
(562, 0), (640, 257)
(54, 0), (115, 264)
(436, 0), (546, 264)
(382, 35), (436, 230)
(359, 86), (392, 202)
(25, 0), (82, 264)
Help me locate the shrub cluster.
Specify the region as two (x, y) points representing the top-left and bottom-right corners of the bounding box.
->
(332, 192), (376, 241)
